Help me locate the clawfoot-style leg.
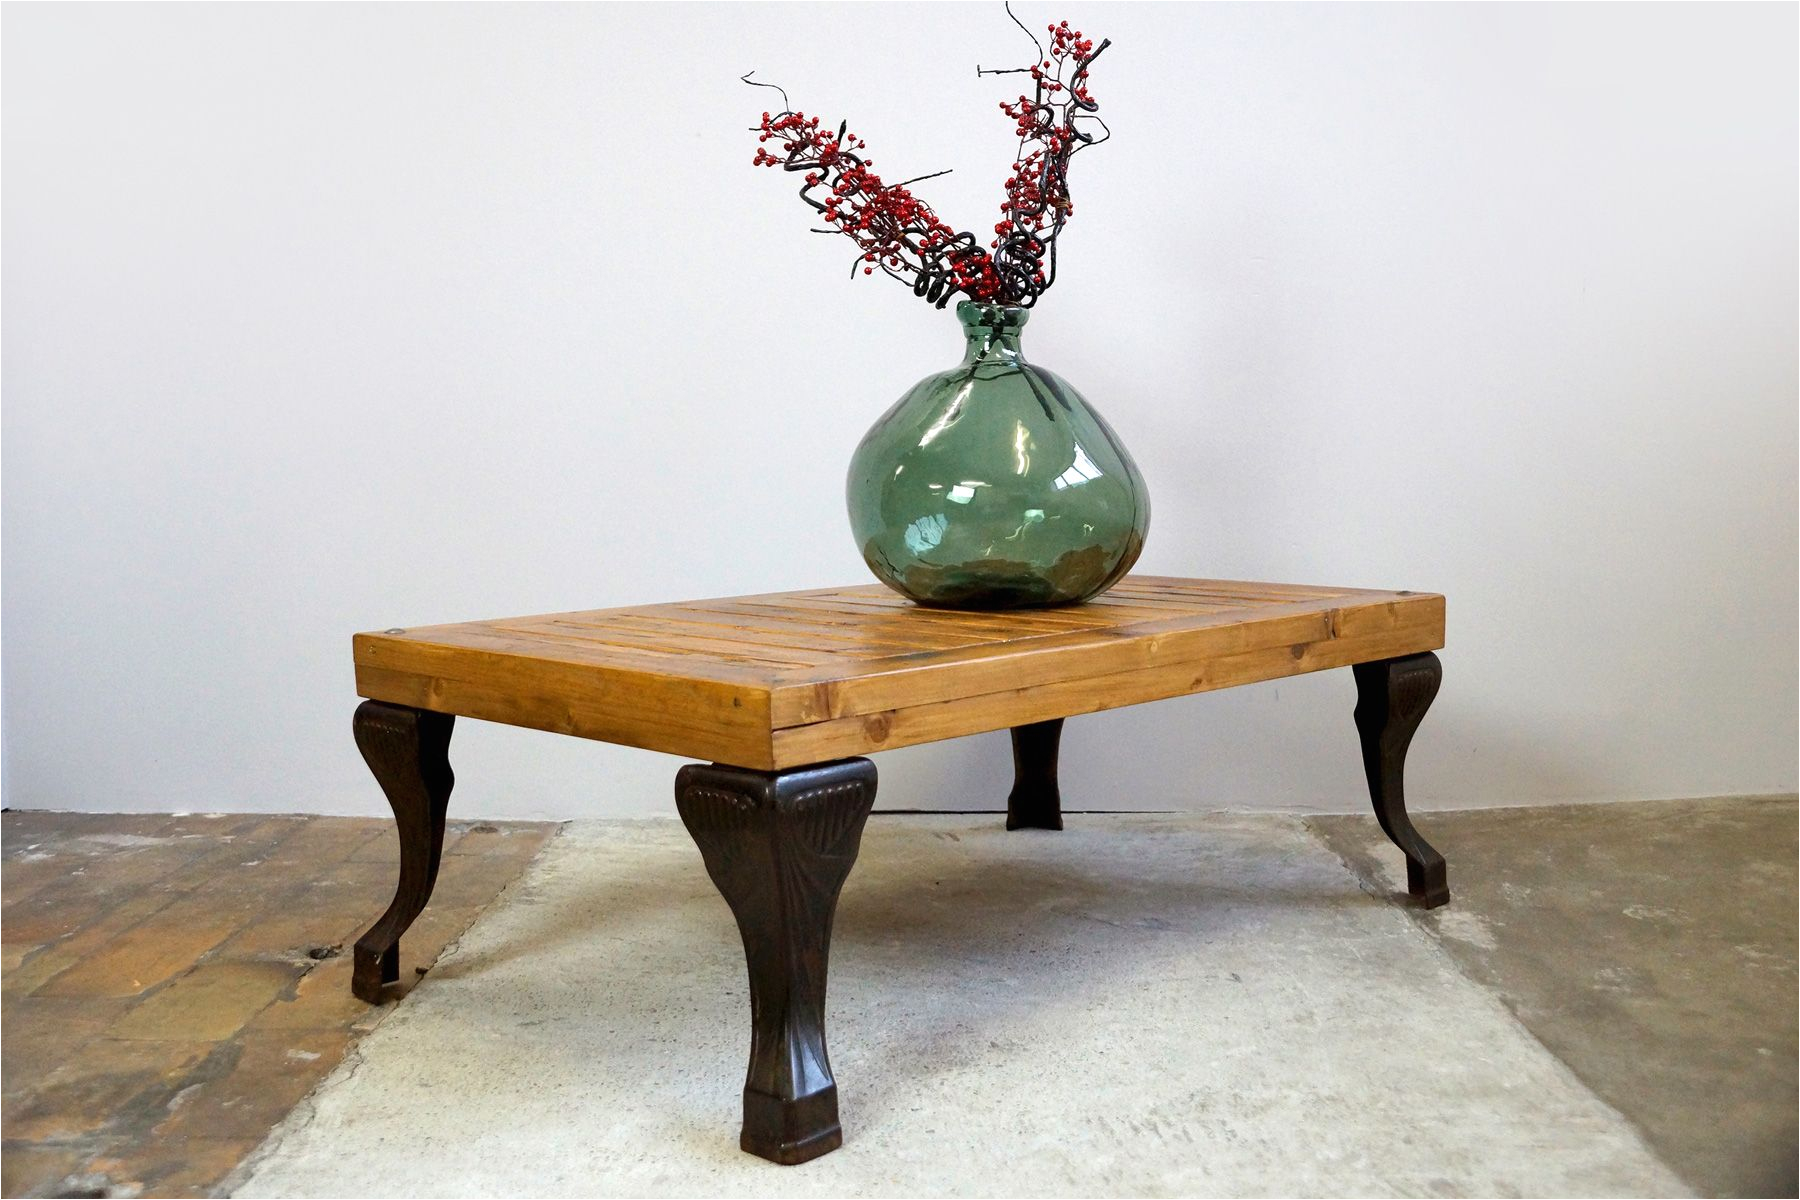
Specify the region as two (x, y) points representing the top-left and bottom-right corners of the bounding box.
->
(1006, 719), (1064, 831)
(351, 701), (455, 1001)
(1352, 652), (1448, 908)
(676, 757), (877, 1165)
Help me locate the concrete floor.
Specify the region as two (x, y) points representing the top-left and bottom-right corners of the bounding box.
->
(227, 803), (1795, 1198)
(4, 798), (1791, 1197)
(1315, 795), (1798, 1198)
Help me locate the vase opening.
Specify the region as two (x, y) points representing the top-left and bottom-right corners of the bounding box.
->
(957, 301), (1030, 364)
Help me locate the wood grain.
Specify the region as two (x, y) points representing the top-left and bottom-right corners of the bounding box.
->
(354, 579), (1445, 770)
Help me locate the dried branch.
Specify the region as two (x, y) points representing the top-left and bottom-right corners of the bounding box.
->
(747, 7), (1110, 309)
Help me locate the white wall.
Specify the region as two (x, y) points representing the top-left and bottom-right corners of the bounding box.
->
(5, 3), (1795, 820)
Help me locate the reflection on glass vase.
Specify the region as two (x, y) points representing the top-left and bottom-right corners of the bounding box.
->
(846, 301), (1150, 609)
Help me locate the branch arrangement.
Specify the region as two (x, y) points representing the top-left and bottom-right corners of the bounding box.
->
(749, 9), (1110, 310)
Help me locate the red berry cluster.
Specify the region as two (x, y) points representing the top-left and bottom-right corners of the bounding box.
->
(990, 22), (1100, 292)
(753, 109), (1002, 300)
(748, 15), (1108, 309)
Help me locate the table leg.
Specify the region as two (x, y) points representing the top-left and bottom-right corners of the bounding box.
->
(350, 700), (455, 1001)
(1352, 652), (1449, 908)
(1007, 718), (1065, 830)
(676, 757), (877, 1165)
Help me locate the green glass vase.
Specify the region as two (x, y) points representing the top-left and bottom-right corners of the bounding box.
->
(846, 302), (1150, 608)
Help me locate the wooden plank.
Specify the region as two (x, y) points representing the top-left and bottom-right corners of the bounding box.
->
(767, 607), (1337, 727)
(738, 600), (1116, 636)
(1038, 593), (1244, 612)
(363, 623), (777, 684)
(645, 603), (1011, 650)
(1104, 587), (1305, 606)
(729, 601), (1114, 639)
(353, 636), (777, 767)
(747, 593), (1172, 631)
(736, 606), (1127, 641)
(768, 623), (1444, 767)
(455, 584), (864, 634)
(599, 612), (939, 655)
(357, 664), (777, 768)
(1117, 577), (1373, 598)
(353, 579), (1444, 769)
(782, 591), (1142, 617)
(766, 592), (1444, 726)
(1328, 594), (1443, 639)
(495, 618), (841, 667)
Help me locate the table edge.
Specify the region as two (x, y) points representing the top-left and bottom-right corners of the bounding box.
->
(352, 585), (1446, 771)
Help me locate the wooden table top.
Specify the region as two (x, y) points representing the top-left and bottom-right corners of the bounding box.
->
(354, 577), (1444, 771)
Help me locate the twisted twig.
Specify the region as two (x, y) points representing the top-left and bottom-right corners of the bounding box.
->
(748, 6), (1109, 309)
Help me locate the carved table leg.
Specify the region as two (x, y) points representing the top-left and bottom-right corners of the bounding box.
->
(1352, 652), (1448, 908)
(1007, 718), (1064, 831)
(676, 757), (877, 1165)
(351, 700), (455, 1002)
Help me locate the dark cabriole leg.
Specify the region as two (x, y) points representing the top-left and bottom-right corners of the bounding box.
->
(1006, 718), (1065, 831)
(1352, 652), (1448, 908)
(676, 757), (877, 1166)
(351, 701), (455, 1002)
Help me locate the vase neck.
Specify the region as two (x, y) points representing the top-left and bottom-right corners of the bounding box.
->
(956, 301), (1029, 366)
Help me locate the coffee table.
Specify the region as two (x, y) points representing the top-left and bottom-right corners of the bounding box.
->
(348, 576), (1447, 1163)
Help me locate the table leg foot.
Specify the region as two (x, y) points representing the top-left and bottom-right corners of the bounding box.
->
(742, 1086), (842, 1164)
(1353, 653), (1448, 908)
(350, 701), (455, 1002)
(1007, 718), (1064, 830)
(677, 757), (876, 1165)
